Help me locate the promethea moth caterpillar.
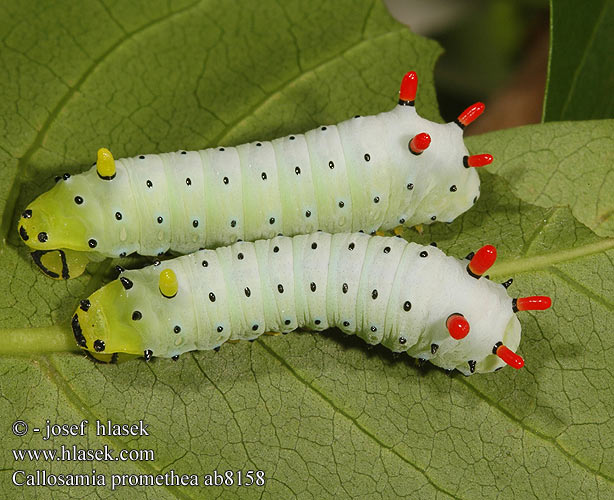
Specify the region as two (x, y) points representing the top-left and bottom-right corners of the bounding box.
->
(72, 232), (551, 375)
(18, 71), (492, 280)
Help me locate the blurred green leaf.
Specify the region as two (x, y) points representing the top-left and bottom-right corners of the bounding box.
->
(543, 0), (614, 121)
(1, 1), (613, 499)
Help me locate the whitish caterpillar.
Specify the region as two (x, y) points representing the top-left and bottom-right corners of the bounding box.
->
(18, 71), (493, 280)
(72, 233), (551, 375)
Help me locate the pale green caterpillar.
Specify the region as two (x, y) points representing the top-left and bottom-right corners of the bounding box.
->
(72, 232), (551, 375)
(18, 71), (492, 280)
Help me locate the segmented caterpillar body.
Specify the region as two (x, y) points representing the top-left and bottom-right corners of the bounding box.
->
(73, 232), (551, 375)
(19, 72), (492, 279)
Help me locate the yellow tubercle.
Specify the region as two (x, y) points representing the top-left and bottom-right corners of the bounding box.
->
(393, 225), (404, 236)
(375, 230), (387, 237)
(159, 269), (178, 298)
(96, 148), (116, 180)
(414, 224), (424, 235)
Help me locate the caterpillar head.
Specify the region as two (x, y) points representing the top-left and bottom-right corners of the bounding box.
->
(394, 72), (490, 226)
(18, 149), (115, 279)
(415, 244), (551, 375)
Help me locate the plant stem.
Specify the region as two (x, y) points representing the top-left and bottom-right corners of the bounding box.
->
(0, 324), (79, 355)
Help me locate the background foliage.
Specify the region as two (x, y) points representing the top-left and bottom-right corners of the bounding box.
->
(0, 0), (612, 498)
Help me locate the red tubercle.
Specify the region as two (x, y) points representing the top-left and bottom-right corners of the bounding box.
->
(409, 132), (431, 155)
(399, 71), (418, 103)
(515, 296), (552, 312)
(456, 102), (485, 128)
(465, 154), (493, 168)
(496, 344), (524, 369)
(467, 245), (497, 278)
(446, 313), (470, 340)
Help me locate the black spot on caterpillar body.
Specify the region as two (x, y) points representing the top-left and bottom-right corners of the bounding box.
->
(75, 232), (520, 375)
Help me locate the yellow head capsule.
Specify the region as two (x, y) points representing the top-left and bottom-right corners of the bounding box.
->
(96, 148), (116, 180)
(159, 268), (178, 298)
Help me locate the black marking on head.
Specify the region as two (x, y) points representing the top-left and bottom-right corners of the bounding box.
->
(468, 360), (476, 373)
(371, 289), (378, 300)
(399, 336), (406, 345)
(38, 232), (48, 243)
(71, 314), (87, 348)
(132, 311), (142, 320)
(174, 325), (181, 334)
(93, 339), (105, 352)
(403, 301), (412, 311)
(501, 278), (513, 289)
(120, 277), (133, 290)
(80, 299), (91, 312)
(431, 343), (439, 354)
(19, 226), (29, 241)
(419, 251), (428, 258)
(22, 209), (32, 219)
(88, 239), (97, 248)
(143, 349), (153, 361)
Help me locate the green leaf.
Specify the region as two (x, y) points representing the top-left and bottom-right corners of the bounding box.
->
(467, 120), (614, 237)
(1, 1), (613, 499)
(543, 0), (614, 121)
